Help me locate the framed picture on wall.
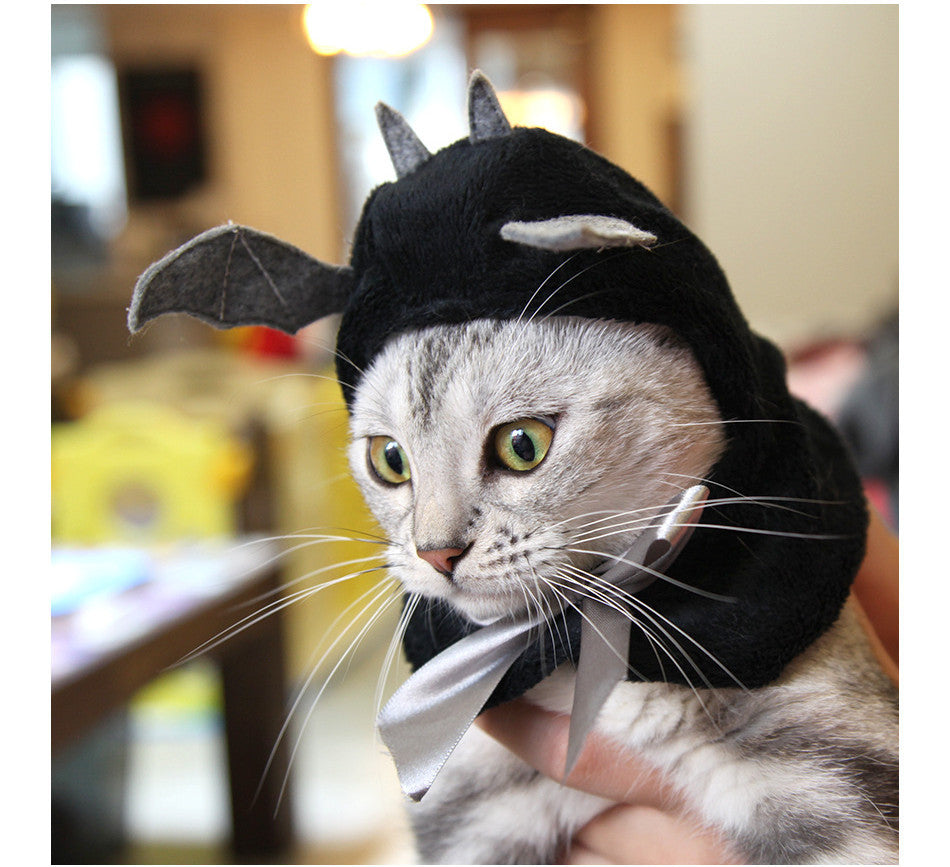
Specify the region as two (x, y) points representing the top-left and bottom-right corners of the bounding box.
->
(119, 67), (208, 201)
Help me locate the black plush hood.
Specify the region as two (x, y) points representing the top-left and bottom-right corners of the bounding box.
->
(128, 74), (867, 701)
(334, 112), (866, 702)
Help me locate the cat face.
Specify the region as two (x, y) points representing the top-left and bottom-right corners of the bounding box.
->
(347, 317), (726, 624)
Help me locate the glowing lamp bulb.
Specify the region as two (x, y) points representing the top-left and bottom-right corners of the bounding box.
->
(303, 2), (434, 58)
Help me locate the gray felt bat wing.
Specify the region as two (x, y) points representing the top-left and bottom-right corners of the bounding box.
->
(127, 223), (353, 334)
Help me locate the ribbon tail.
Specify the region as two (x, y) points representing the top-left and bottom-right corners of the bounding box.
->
(377, 615), (537, 801)
(564, 485), (709, 777)
(565, 599), (632, 778)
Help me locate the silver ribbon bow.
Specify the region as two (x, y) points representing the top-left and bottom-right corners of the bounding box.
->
(377, 485), (709, 800)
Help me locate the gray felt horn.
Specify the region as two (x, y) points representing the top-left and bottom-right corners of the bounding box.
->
(375, 70), (511, 179)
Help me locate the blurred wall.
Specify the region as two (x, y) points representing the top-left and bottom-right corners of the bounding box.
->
(681, 4), (898, 346)
(104, 4), (343, 265)
(587, 4), (681, 211)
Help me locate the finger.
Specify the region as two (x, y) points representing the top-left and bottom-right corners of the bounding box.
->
(570, 804), (740, 865)
(850, 593), (898, 686)
(852, 503), (899, 666)
(560, 840), (611, 865)
(476, 700), (681, 809)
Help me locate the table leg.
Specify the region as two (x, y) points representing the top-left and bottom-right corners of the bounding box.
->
(220, 613), (294, 858)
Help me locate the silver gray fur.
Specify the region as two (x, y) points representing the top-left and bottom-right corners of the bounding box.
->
(349, 317), (898, 864)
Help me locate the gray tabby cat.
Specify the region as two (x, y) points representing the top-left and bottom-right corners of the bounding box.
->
(126, 73), (897, 865)
(348, 317), (898, 864)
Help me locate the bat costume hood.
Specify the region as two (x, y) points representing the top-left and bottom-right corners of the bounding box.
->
(129, 73), (867, 709)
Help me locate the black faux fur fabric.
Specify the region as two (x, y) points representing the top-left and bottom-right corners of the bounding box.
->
(332, 127), (867, 700)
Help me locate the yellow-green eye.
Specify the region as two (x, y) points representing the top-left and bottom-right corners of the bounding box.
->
(368, 436), (411, 485)
(493, 419), (554, 472)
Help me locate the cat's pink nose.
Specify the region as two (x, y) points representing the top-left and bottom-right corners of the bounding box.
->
(417, 546), (466, 577)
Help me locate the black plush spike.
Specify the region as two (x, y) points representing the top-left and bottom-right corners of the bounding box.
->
(468, 70), (512, 142)
(128, 224), (353, 334)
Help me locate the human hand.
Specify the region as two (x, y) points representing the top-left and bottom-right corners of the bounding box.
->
(476, 700), (741, 864)
(852, 505), (898, 683)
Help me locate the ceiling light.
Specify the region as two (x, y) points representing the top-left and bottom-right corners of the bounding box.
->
(303, 2), (434, 59)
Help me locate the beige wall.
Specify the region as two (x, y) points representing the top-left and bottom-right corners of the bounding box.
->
(681, 4), (898, 346)
(105, 4), (343, 267)
(587, 4), (680, 207)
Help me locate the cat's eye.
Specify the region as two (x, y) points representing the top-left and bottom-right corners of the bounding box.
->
(368, 436), (411, 485)
(493, 418), (554, 472)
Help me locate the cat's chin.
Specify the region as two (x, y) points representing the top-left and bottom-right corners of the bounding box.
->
(443, 587), (532, 626)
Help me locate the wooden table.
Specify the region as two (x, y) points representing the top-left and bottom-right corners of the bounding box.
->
(51, 539), (293, 857)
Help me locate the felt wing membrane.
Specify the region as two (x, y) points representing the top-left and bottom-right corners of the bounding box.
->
(128, 223), (353, 334)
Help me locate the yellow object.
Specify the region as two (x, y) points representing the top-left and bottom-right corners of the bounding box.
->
(132, 662), (222, 724)
(51, 402), (252, 544)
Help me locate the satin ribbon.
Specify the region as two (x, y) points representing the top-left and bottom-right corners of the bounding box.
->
(377, 485), (709, 800)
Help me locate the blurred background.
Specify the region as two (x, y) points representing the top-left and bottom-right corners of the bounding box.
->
(50, 4), (898, 864)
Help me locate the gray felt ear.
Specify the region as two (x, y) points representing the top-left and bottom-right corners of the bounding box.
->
(500, 215), (657, 252)
(468, 70), (512, 142)
(375, 102), (432, 179)
(128, 223), (353, 335)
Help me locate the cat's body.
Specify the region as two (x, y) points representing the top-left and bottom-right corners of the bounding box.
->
(348, 316), (898, 865)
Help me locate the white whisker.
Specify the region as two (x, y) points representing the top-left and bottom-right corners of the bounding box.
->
(668, 418), (802, 428)
(251, 576), (400, 809)
(561, 564), (748, 693)
(523, 249), (633, 326)
(563, 547), (736, 603)
(551, 568), (723, 720)
(271, 583), (404, 813)
(375, 592), (423, 718)
(242, 551), (388, 613)
(177, 563), (389, 666)
(657, 471), (847, 512)
(543, 572), (697, 695)
(516, 252), (585, 323)
(685, 523), (847, 541)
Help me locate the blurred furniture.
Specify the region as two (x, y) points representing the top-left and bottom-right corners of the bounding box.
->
(51, 539), (293, 858)
(51, 397), (290, 859)
(52, 402), (251, 544)
(72, 348), (385, 681)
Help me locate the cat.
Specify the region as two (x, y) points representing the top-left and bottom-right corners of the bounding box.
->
(127, 71), (898, 865)
(347, 316), (898, 865)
